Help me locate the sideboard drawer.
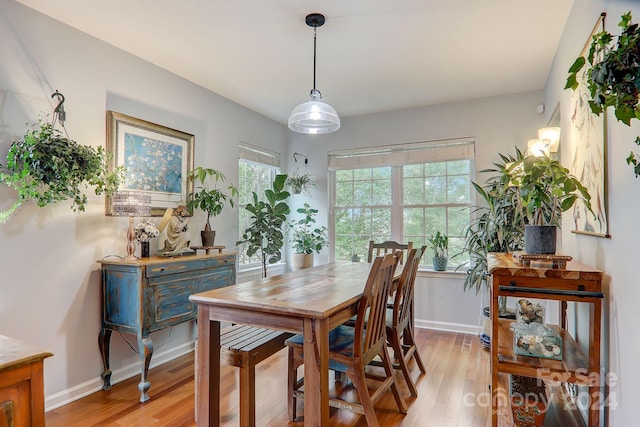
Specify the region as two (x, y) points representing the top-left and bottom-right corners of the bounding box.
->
(146, 254), (234, 278)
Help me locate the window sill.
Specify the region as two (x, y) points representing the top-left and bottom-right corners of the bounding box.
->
(417, 268), (466, 279)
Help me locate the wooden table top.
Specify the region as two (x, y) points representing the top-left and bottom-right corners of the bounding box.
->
(190, 261), (373, 320)
(487, 252), (603, 281)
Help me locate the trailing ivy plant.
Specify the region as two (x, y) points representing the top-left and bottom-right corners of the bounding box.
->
(0, 119), (125, 223)
(565, 11), (640, 176)
(236, 174), (290, 278)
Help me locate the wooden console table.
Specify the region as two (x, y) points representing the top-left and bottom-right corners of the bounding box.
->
(488, 252), (603, 427)
(98, 252), (236, 402)
(0, 335), (52, 427)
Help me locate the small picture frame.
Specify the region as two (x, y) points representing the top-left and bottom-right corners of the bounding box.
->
(106, 111), (195, 216)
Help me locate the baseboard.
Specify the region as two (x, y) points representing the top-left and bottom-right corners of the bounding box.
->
(415, 319), (481, 335)
(45, 341), (195, 412)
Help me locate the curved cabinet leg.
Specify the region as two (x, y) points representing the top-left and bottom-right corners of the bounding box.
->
(137, 335), (154, 403)
(98, 328), (113, 390)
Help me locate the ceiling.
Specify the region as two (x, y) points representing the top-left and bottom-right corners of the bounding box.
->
(15, 0), (574, 125)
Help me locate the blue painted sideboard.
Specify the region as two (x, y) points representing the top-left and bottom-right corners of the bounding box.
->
(97, 253), (236, 402)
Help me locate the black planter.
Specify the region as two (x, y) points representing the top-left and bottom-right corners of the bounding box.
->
(524, 225), (557, 254)
(201, 230), (216, 247)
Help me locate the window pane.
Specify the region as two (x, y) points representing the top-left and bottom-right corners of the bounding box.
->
(448, 160), (470, 174)
(425, 176), (446, 204)
(404, 164), (423, 178)
(448, 175), (470, 203)
(336, 181), (353, 206)
(404, 177), (424, 205)
(403, 208), (424, 236)
(354, 181), (372, 206)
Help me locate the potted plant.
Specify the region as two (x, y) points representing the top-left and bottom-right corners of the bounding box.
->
(457, 148), (527, 346)
(427, 231), (448, 271)
(0, 118), (125, 223)
(506, 154), (592, 254)
(566, 11), (640, 177)
(186, 166), (239, 247)
(236, 174), (290, 278)
(285, 169), (315, 195)
(289, 202), (329, 270)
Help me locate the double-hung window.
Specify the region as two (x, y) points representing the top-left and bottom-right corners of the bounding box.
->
(237, 143), (281, 267)
(329, 138), (474, 269)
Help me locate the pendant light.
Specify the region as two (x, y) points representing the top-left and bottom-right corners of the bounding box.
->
(288, 13), (340, 135)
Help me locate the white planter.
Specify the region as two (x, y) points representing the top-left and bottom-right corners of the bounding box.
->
(291, 253), (314, 271)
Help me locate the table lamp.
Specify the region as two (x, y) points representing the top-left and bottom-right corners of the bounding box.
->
(112, 191), (152, 260)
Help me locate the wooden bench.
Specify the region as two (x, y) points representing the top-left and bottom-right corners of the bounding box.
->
(221, 324), (294, 427)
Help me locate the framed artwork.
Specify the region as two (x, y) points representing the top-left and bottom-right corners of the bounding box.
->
(106, 111), (194, 216)
(569, 13), (610, 238)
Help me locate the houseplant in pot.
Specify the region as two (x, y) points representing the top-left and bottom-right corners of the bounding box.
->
(186, 166), (239, 247)
(285, 169), (315, 195)
(289, 202), (329, 270)
(0, 118), (125, 223)
(236, 174), (290, 278)
(457, 148), (526, 346)
(427, 231), (448, 271)
(505, 154), (592, 254)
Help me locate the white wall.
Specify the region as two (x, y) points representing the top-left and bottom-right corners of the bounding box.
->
(0, 0), (286, 409)
(287, 91), (547, 331)
(545, 1), (640, 424)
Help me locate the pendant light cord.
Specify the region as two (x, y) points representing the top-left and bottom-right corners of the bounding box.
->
(312, 26), (317, 92)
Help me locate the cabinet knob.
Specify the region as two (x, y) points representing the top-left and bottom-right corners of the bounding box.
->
(509, 280), (517, 287)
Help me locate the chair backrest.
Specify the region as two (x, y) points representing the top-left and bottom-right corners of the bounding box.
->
(354, 253), (400, 361)
(367, 240), (413, 264)
(391, 246), (427, 328)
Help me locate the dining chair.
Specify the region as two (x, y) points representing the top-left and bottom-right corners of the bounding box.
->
(383, 245), (427, 396)
(367, 240), (413, 264)
(286, 254), (407, 427)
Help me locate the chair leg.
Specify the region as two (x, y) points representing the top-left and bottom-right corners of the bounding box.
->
(405, 325), (426, 374)
(349, 365), (380, 427)
(287, 347), (297, 421)
(239, 365), (256, 427)
(389, 331), (419, 396)
(380, 347), (408, 414)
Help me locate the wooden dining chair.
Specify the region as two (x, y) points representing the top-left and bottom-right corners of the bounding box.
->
(383, 245), (427, 396)
(286, 254), (407, 427)
(367, 240), (413, 264)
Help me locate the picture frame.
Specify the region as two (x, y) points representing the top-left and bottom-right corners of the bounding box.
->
(569, 13), (610, 238)
(105, 111), (195, 216)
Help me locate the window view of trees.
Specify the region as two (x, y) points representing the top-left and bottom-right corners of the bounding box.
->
(237, 159), (280, 265)
(333, 159), (471, 267)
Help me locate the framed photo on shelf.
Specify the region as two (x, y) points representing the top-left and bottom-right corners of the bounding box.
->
(106, 111), (194, 216)
(569, 12), (609, 238)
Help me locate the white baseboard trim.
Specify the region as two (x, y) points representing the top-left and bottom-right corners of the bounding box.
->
(415, 319), (481, 335)
(45, 341), (195, 412)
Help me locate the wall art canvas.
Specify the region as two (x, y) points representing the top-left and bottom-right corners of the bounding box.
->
(569, 13), (609, 237)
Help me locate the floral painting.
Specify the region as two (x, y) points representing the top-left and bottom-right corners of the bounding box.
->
(106, 111), (194, 216)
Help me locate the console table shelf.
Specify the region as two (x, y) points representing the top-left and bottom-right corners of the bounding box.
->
(488, 252), (603, 427)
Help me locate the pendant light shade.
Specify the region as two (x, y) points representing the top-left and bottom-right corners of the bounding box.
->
(288, 13), (340, 135)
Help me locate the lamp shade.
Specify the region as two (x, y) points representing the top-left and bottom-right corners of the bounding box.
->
(288, 89), (340, 134)
(112, 191), (151, 217)
(537, 127), (560, 153)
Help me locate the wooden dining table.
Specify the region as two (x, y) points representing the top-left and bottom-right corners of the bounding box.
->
(188, 261), (375, 427)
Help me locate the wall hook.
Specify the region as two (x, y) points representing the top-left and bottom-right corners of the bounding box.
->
(293, 152), (308, 165)
(51, 90), (66, 125)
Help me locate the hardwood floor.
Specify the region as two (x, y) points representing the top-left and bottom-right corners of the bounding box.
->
(45, 329), (492, 427)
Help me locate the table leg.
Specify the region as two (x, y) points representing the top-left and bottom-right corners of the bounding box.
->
(304, 318), (330, 426)
(98, 328), (112, 390)
(137, 334), (153, 403)
(196, 305), (220, 427)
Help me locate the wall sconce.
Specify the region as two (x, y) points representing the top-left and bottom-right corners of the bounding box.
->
(527, 139), (550, 157)
(537, 127), (560, 153)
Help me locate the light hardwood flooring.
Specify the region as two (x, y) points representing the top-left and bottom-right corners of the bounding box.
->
(45, 329), (493, 427)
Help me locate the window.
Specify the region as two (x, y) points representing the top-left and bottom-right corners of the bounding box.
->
(238, 143), (280, 267)
(330, 139), (474, 268)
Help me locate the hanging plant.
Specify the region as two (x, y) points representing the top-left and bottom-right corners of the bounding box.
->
(285, 169), (315, 195)
(565, 11), (640, 176)
(0, 118), (125, 223)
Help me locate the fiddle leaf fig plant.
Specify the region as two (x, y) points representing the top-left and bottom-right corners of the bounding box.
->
(236, 174), (290, 278)
(0, 119), (125, 223)
(565, 11), (640, 176)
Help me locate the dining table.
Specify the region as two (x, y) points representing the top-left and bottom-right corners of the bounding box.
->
(188, 261), (376, 427)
